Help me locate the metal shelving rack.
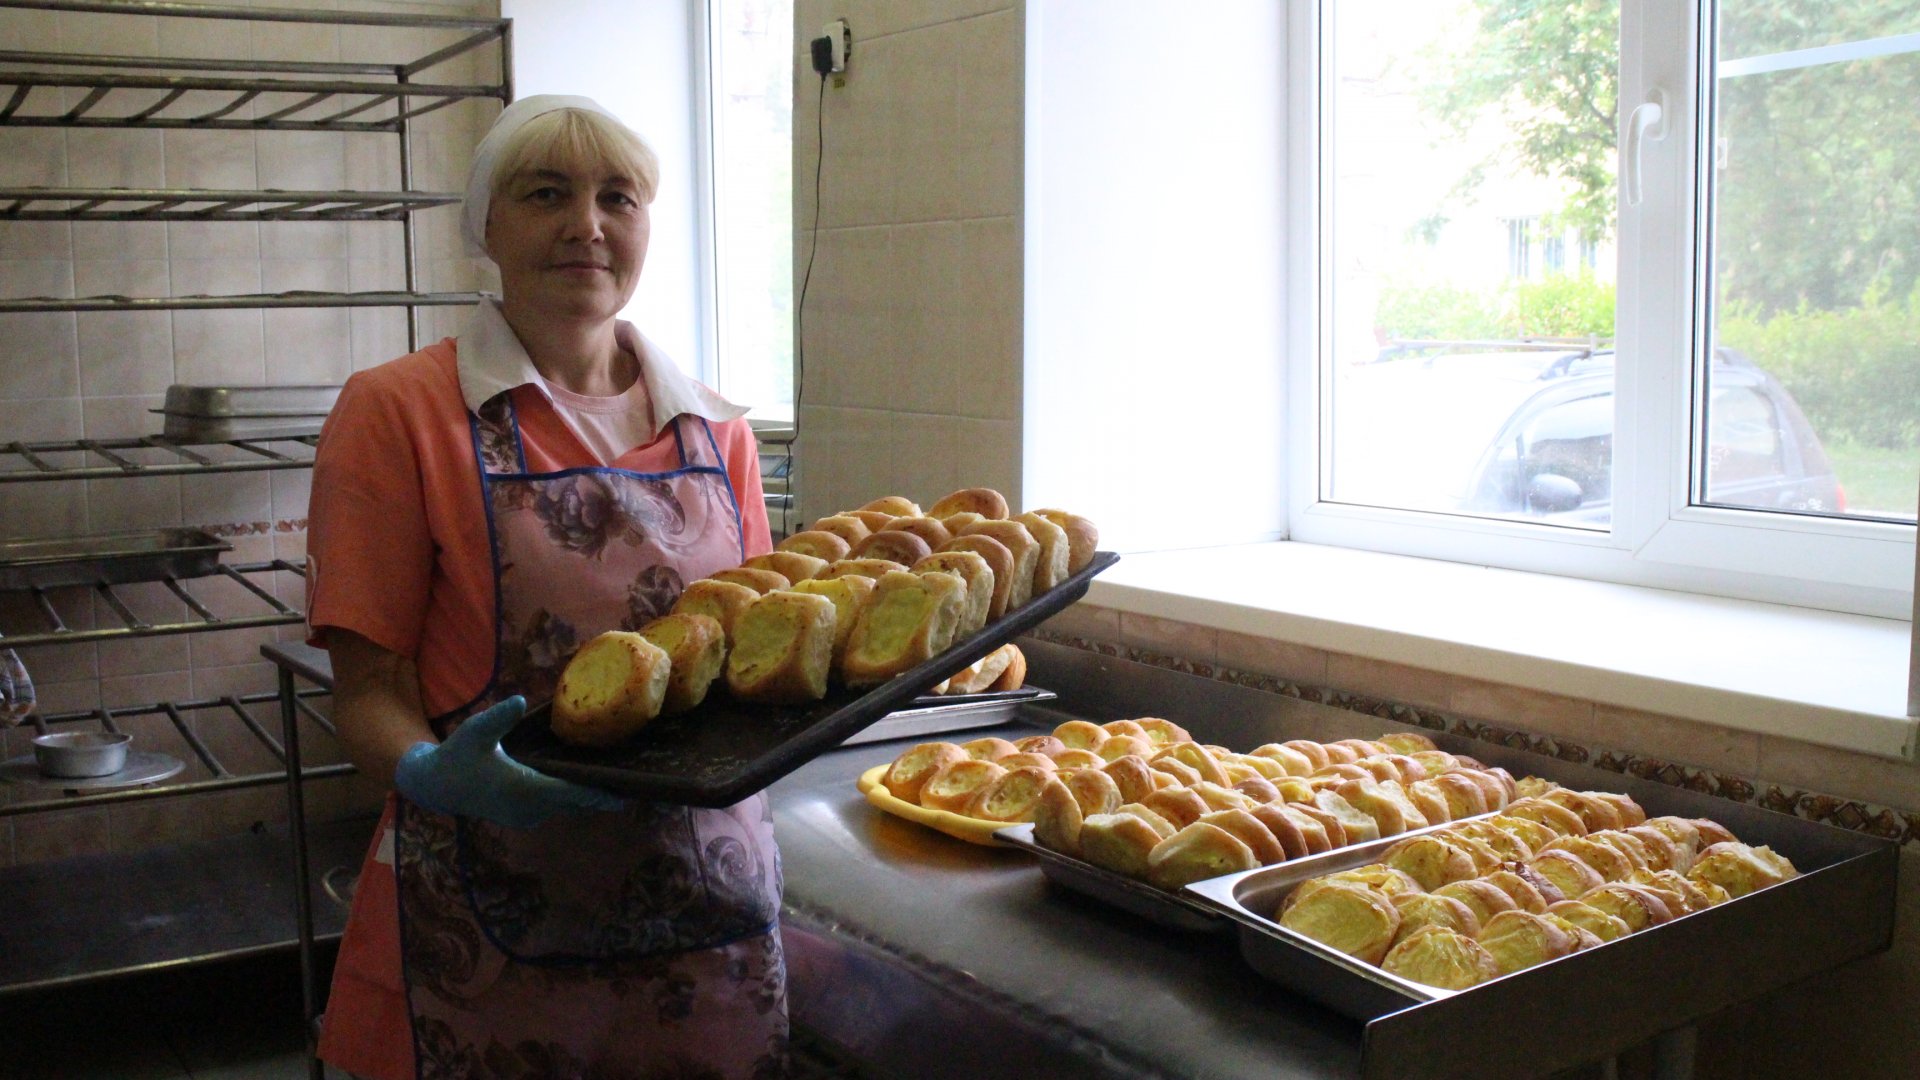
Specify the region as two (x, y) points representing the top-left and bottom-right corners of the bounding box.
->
(0, 4), (512, 1064)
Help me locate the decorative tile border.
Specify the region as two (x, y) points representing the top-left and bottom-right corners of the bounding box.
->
(1029, 628), (1919, 847)
(198, 518), (308, 538)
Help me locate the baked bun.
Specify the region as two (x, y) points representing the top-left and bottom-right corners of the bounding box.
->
(708, 566), (790, 595)
(1079, 810), (1171, 877)
(1152, 742), (1229, 786)
(1196, 808), (1286, 865)
(937, 535), (1016, 619)
(960, 736), (1019, 761)
(1103, 719), (1148, 739)
(1640, 815), (1701, 854)
(743, 551), (829, 584)
(1032, 777), (1085, 854)
(1275, 804), (1335, 854)
(1291, 865), (1424, 912)
(1634, 868), (1719, 914)
(1389, 892), (1483, 945)
(883, 741), (969, 804)
(776, 529), (853, 562)
(1286, 803), (1350, 849)
(551, 631), (671, 746)
(1102, 755), (1157, 803)
(1051, 719), (1107, 750)
(911, 550), (995, 634)
(1687, 842), (1798, 898)
(1528, 849), (1609, 900)
(1451, 819), (1535, 863)
(1279, 880), (1403, 965)
(783, 574), (878, 656)
(1540, 789), (1626, 833)
(928, 487), (1010, 520)
(985, 643), (1027, 691)
(1477, 909), (1577, 975)
(1233, 777), (1283, 804)
(881, 515), (952, 551)
(965, 765), (1055, 823)
(1692, 818), (1739, 848)
(1537, 835), (1637, 883)
(1249, 743), (1316, 777)
(918, 758), (1007, 814)
(995, 752), (1057, 773)
(1381, 926), (1499, 990)
(845, 509), (897, 533)
(1429, 772), (1491, 820)
(938, 511), (985, 534)
(1191, 779), (1260, 813)
(957, 520), (1040, 609)
(1403, 779), (1453, 824)
(1247, 804), (1309, 860)
(1488, 814), (1558, 854)
(724, 590), (837, 703)
(1146, 821), (1259, 890)
(1546, 899), (1632, 942)
(1096, 733), (1154, 762)
(1432, 879), (1520, 927)
(1284, 739), (1332, 771)
(634, 613), (726, 715)
(1013, 512), (1072, 594)
(1064, 766), (1124, 817)
(1141, 787), (1211, 829)
(840, 570), (967, 686)
(1623, 825), (1687, 873)
(1028, 508), (1099, 575)
(1376, 731), (1438, 754)
(1053, 748), (1103, 770)
(672, 578), (762, 640)
(1312, 790), (1382, 843)
(1439, 831), (1504, 875)
(810, 514), (873, 546)
(817, 557), (909, 583)
(1380, 834), (1478, 891)
(1579, 882), (1675, 931)
(1503, 796), (1589, 837)
(851, 530), (934, 567)
(939, 643), (1013, 694)
(858, 495), (922, 518)
(1335, 779), (1428, 836)
(1479, 865), (1561, 913)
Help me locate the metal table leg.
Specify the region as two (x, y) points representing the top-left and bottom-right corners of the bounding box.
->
(278, 663), (325, 1080)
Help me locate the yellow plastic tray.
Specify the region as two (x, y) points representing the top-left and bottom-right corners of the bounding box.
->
(856, 763), (1015, 847)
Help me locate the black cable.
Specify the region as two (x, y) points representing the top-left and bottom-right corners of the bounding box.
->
(786, 70), (826, 536)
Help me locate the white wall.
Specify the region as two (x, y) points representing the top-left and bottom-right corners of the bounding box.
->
(502, 0), (710, 380)
(1023, 0), (1288, 551)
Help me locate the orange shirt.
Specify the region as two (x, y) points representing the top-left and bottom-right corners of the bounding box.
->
(306, 339), (771, 717)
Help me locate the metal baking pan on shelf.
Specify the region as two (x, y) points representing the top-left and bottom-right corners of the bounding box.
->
(1181, 741), (1899, 1080)
(161, 384), (341, 418)
(158, 413), (326, 443)
(0, 528), (231, 591)
(502, 551), (1120, 807)
(993, 822), (1229, 933)
(840, 685), (1057, 746)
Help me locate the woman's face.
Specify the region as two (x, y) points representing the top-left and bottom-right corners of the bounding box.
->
(486, 162), (650, 324)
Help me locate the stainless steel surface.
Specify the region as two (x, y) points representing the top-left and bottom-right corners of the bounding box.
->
(0, 558), (304, 648)
(839, 687), (1059, 746)
(159, 413), (324, 443)
(0, 290), (483, 313)
(993, 821), (1228, 933)
(28, 730), (130, 777)
(0, 187), (458, 221)
(160, 384), (341, 419)
(1, 749), (183, 789)
(0, 435), (317, 485)
(0, 528), (229, 591)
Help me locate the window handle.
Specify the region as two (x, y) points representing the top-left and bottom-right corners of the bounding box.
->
(1623, 88), (1669, 207)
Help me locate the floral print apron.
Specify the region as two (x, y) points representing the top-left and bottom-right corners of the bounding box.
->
(327, 390), (787, 1080)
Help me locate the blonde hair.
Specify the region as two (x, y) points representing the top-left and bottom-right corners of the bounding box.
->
(488, 107), (660, 204)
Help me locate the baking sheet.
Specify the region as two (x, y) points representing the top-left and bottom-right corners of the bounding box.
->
(501, 551), (1119, 806)
(159, 413), (326, 443)
(0, 528), (231, 591)
(161, 383), (341, 418)
(994, 821), (1228, 931)
(0, 751), (186, 790)
(840, 685), (1056, 746)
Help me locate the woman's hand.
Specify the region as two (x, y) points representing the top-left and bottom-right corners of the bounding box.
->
(393, 695), (626, 827)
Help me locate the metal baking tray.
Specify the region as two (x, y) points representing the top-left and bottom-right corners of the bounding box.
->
(161, 384), (341, 418)
(0, 528), (231, 591)
(994, 821), (1229, 932)
(159, 413), (326, 443)
(840, 686), (1058, 746)
(1181, 740), (1900, 1080)
(501, 551), (1120, 807)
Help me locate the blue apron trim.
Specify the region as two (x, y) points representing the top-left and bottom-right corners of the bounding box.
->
(698, 418), (749, 564)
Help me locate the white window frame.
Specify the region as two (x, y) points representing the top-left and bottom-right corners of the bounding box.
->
(1285, 0), (1916, 620)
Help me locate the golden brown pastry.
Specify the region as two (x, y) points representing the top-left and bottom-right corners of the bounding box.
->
(1197, 809), (1286, 865)
(1141, 787), (1211, 829)
(1240, 804), (1304, 860)
(743, 551), (829, 585)
(1224, 753), (1284, 781)
(1436, 831), (1505, 875)
(957, 520), (1040, 609)
(810, 514), (873, 547)
(1146, 821), (1259, 890)
(840, 570), (966, 686)
(1546, 899), (1632, 942)
(1064, 766), (1124, 817)
(1284, 739), (1333, 771)
(1300, 865), (1425, 907)
(1529, 848), (1610, 899)
(986, 645), (1027, 692)
(851, 529), (935, 567)
(1279, 880), (1403, 965)
(1330, 738), (1388, 762)
(846, 509), (898, 533)
(1152, 742), (1229, 786)
(1148, 757), (1202, 787)
(1381, 927), (1499, 989)
(965, 765), (1055, 823)
(1687, 841), (1798, 898)
(1102, 719), (1149, 739)
(1312, 790), (1383, 844)
(1477, 909), (1577, 975)
(1432, 879), (1519, 927)
(927, 487), (1009, 520)
(936, 535), (1016, 620)
(880, 515), (953, 551)
(1632, 869), (1719, 914)
(858, 495), (922, 518)
(776, 529), (853, 563)
(1453, 768), (1513, 812)
(816, 557), (909, 583)
(911, 550), (995, 634)
(1589, 791), (1647, 827)
(1096, 733), (1155, 762)
(1032, 776), (1083, 853)
(1013, 734), (1066, 757)
(1380, 834), (1478, 891)
(1335, 779), (1429, 836)
(1013, 512), (1071, 594)
(1286, 803), (1349, 849)
(1451, 820), (1535, 863)
(1537, 836), (1637, 883)
(1691, 818), (1739, 847)
(1408, 750), (1460, 775)
(1514, 776), (1561, 800)
(1623, 825), (1688, 874)
(918, 758), (1008, 814)
(1053, 749), (1103, 770)
(1247, 743), (1315, 777)
(1487, 813), (1558, 853)
(551, 631), (670, 746)
(1189, 781), (1258, 813)
(938, 511), (986, 534)
(634, 612), (726, 715)
(1586, 830), (1655, 875)
(1579, 882), (1675, 931)
(1390, 892), (1483, 945)
(724, 590), (837, 704)
(1377, 731), (1439, 754)
(1403, 779), (1453, 825)
(708, 566), (791, 595)
(1027, 508), (1099, 575)
(1429, 772), (1491, 820)
(1133, 717), (1193, 747)
(1641, 815), (1704, 856)
(1102, 755), (1157, 803)
(960, 736), (1019, 761)
(782, 574), (877, 656)
(940, 644), (1015, 695)
(1503, 796), (1589, 837)
(882, 741), (969, 804)
(1078, 810), (1172, 878)
(1271, 804), (1334, 855)
(671, 578), (761, 640)
(996, 752), (1057, 773)
(1233, 777), (1283, 804)
(1479, 864), (1563, 913)
(1052, 719), (1107, 750)
(1540, 789), (1626, 833)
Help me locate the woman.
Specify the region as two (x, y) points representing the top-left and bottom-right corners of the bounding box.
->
(307, 95), (785, 1079)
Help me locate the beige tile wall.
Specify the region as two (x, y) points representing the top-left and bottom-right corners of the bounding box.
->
(0, 0), (501, 868)
(792, 1), (1022, 521)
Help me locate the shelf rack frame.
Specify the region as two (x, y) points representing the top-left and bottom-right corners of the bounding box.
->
(1, 433), (319, 484)
(0, 557), (307, 648)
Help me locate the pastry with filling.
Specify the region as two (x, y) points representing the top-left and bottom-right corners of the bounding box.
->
(1380, 834), (1478, 891)
(816, 557), (909, 583)
(1065, 766), (1125, 817)
(995, 752), (1057, 772)
(1429, 772), (1491, 820)
(1270, 805), (1334, 855)
(1335, 778), (1430, 836)
(936, 535), (1017, 620)
(918, 758), (1008, 814)
(1032, 777), (1085, 854)
(1390, 892), (1483, 945)
(1096, 733), (1155, 762)
(1687, 842), (1798, 898)
(776, 529), (853, 562)
(911, 550), (995, 634)
(1487, 814), (1559, 853)
(1146, 821), (1259, 890)
(634, 612), (726, 715)
(1027, 507), (1099, 575)
(1051, 719), (1107, 750)
(1540, 789), (1626, 833)
(851, 529), (934, 567)
(1477, 909), (1578, 976)
(1078, 808), (1175, 878)
(964, 765), (1055, 822)
(1013, 512), (1072, 594)
(1633, 868), (1720, 914)
(1641, 815), (1704, 856)
(1432, 879), (1519, 928)
(1311, 790), (1383, 844)
(1381, 927), (1499, 990)
(1013, 734), (1066, 757)
(708, 566), (790, 595)
(882, 741), (969, 804)
(1248, 743), (1316, 777)
(927, 487), (1009, 520)
(782, 574), (877, 657)
(1152, 742), (1229, 786)
(1279, 880), (1403, 965)
(1537, 835), (1638, 882)
(1403, 778), (1454, 825)
(1198, 809), (1287, 865)
(551, 631), (671, 746)
(1479, 864), (1564, 913)
(1134, 717), (1193, 747)
(1233, 777), (1283, 804)
(1503, 797), (1589, 837)
(1287, 803), (1349, 848)
(845, 509), (897, 533)
(1283, 739), (1333, 771)
(840, 570), (966, 686)
(1546, 899), (1633, 942)
(1529, 848), (1610, 900)
(880, 515), (953, 551)
(671, 578), (762, 641)
(724, 590), (837, 704)
(960, 736), (1019, 761)
(1691, 818), (1739, 848)
(1623, 825), (1688, 874)
(1579, 882), (1675, 931)
(1053, 749), (1103, 770)
(956, 520), (1041, 609)
(1452, 819), (1535, 863)
(1187, 780), (1257, 813)
(809, 514), (873, 547)
(1102, 755), (1158, 803)
(1376, 731), (1439, 755)
(1247, 804), (1308, 860)
(858, 495), (922, 518)
(1140, 787), (1211, 829)
(742, 550), (829, 584)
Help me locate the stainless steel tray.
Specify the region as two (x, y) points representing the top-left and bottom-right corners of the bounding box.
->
(158, 413), (326, 443)
(161, 384), (341, 418)
(994, 821), (1228, 932)
(0, 528), (231, 591)
(841, 686), (1057, 747)
(1181, 737), (1900, 1080)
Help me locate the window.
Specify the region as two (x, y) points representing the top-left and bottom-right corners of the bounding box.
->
(1298, 1), (1917, 618)
(705, 0), (793, 419)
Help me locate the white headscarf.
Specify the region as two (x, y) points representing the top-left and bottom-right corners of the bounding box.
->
(461, 93), (623, 260)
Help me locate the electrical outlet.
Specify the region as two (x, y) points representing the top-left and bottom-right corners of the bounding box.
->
(824, 19), (850, 73)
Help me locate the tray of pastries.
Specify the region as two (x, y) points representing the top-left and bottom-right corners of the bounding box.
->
(503, 489), (1110, 807)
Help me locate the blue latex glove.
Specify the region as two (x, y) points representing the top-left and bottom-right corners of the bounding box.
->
(393, 695), (626, 828)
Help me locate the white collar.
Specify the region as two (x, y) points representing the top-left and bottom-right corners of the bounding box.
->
(455, 297), (748, 429)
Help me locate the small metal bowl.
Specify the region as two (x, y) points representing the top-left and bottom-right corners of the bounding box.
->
(32, 731), (132, 778)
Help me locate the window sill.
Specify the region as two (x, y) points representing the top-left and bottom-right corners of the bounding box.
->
(1086, 542), (1917, 762)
